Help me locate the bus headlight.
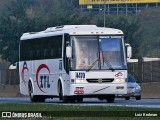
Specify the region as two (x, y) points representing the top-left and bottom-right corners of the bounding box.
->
(114, 78), (125, 83)
(74, 79), (85, 83)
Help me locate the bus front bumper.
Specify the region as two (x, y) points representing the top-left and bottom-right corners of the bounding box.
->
(68, 83), (127, 96)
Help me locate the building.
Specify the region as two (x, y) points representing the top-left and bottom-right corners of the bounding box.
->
(77, 0), (160, 14)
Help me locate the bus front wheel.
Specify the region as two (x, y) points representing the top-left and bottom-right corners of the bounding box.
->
(58, 81), (69, 103)
(106, 95), (115, 103)
(58, 81), (63, 100)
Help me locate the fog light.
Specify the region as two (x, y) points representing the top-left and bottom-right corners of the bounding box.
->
(75, 79), (85, 83)
(114, 78), (125, 83)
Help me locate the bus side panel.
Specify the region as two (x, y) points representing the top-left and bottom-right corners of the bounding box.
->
(61, 73), (70, 96)
(31, 59), (64, 96)
(19, 61), (32, 95)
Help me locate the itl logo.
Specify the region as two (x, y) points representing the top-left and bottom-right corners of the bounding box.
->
(40, 75), (50, 88)
(36, 64), (50, 93)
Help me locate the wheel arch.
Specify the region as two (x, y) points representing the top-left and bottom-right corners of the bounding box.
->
(57, 77), (64, 96)
(28, 77), (35, 95)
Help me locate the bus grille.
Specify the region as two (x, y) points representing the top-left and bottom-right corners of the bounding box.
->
(86, 79), (114, 83)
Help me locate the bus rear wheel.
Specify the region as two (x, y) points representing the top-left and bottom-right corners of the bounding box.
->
(28, 82), (38, 102)
(38, 96), (46, 102)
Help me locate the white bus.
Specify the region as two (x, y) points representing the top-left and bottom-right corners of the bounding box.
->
(19, 25), (127, 103)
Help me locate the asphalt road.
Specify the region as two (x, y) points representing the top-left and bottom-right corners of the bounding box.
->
(0, 97), (160, 108)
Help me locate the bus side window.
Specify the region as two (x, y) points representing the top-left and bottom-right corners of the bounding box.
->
(35, 42), (40, 59)
(44, 49), (48, 58)
(20, 41), (26, 60)
(36, 49), (41, 59)
(51, 49), (55, 57)
(29, 50), (33, 59)
(58, 48), (62, 57)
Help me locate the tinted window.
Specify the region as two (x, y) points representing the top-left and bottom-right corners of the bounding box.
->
(20, 35), (62, 61)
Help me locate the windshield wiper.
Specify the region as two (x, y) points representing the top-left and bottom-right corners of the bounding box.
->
(86, 53), (114, 72)
(86, 58), (99, 72)
(102, 56), (114, 71)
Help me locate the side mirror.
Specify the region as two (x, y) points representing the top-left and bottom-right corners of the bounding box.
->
(66, 46), (72, 58)
(125, 44), (132, 59)
(9, 62), (17, 69)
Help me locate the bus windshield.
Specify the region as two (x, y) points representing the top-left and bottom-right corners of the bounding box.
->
(70, 36), (127, 71)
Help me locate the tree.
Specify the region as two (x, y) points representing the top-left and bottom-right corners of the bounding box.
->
(96, 14), (144, 58)
(0, 0), (92, 63)
(0, 0), (145, 63)
(0, 0), (36, 63)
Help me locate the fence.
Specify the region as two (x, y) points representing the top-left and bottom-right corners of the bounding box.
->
(0, 69), (19, 85)
(128, 59), (160, 83)
(0, 60), (160, 85)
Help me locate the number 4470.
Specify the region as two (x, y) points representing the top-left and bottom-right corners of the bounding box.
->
(76, 73), (85, 79)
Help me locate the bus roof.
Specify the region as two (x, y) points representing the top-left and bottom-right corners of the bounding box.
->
(20, 25), (123, 40)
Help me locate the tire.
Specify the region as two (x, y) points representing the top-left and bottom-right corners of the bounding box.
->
(136, 96), (141, 100)
(106, 95), (115, 103)
(58, 81), (69, 103)
(125, 97), (130, 100)
(69, 96), (76, 103)
(58, 81), (63, 100)
(63, 96), (69, 103)
(28, 82), (38, 102)
(38, 96), (46, 102)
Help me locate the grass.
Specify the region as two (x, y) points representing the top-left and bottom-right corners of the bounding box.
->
(0, 103), (159, 120)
